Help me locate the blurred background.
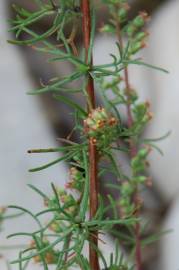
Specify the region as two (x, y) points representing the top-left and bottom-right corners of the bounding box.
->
(0, 0), (179, 269)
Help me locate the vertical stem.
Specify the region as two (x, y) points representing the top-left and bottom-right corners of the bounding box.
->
(81, 1), (100, 269)
(135, 218), (142, 270)
(114, 10), (142, 270)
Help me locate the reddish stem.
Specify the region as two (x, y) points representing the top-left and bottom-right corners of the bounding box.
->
(81, 1), (99, 269)
(81, 0), (95, 108)
(114, 9), (142, 270)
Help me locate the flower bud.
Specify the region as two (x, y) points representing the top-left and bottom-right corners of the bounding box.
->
(126, 24), (136, 37)
(134, 31), (149, 42)
(138, 147), (150, 159)
(129, 41), (146, 55)
(121, 181), (134, 196)
(133, 11), (149, 28)
(45, 252), (56, 264)
(133, 175), (147, 184)
(99, 24), (115, 33)
(117, 3), (130, 23)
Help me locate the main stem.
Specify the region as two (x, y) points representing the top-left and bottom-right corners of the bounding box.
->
(114, 10), (142, 270)
(81, 1), (99, 269)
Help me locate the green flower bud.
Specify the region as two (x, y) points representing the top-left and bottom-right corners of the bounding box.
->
(85, 118), (95, 127)
(119, 197), (130, 207)
(49, 221), (62, 233)
(74, 215), (83, 224)
(131, 156), (140, 168)
(141, 114), (151, 124)
(118, 8), (127, 22)
(100, 24), (115, 33)
(138, 148), (149, 159)
(125, 204), (135, 215)
(121, 182), (134, 196)
(57, 188), (66, 196)
(126, 88), (138, 102)
(126, 24), (136, 37)
(133, 175), (147, 184)
(103, 78), (121, 89)
(133, 16), (145, 28)
(134, 31), (148, 42)
(129, 41), (145, 55)
(133, 12), (148, 28)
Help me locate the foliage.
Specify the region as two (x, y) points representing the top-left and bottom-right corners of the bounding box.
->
(8, 0), (168, 269)
(0, 207), (23, 269)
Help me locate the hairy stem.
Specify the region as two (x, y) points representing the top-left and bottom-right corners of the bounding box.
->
(114, 8), (142, 270)
(81, 1), (100, 269)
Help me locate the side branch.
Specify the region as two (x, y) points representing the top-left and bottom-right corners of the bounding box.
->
(114, 8), (142, 270)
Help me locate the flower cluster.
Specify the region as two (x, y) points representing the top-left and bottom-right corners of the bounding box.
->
(119, 147), (151, 218)
(30, 239), (58, 264)
(126, 12), (149, 37)
(46, 188), (77, 216)
(131, 101), (153, 135)
(119, 181), (135, 218)
(125, 12), (150, 55)
(131, 147), (151, 175)
(84, 107), (118, 147)
(117, 2), (130, 23)
(100, 2), (130, 33)
(66, 167), (85, 192)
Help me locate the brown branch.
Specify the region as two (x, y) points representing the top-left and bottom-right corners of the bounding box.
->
(80, 1), (100, 270)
